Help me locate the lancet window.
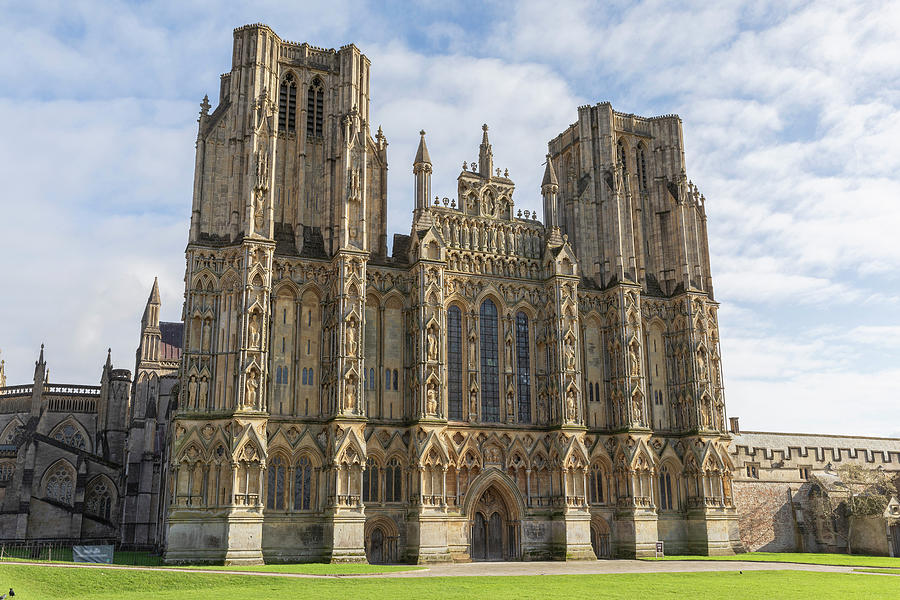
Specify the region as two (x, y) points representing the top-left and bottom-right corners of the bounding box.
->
(447, 305), (463, 420)
(307, 78), (324, 138)
(279, 73), (297, 133)
(363, 458), (380, 503)
(266, 456), (287, 510)
(636, 143), (648, 192)
(293, 457), (313, 510)
(515, 311), (531, 423)
(480, 299), (500, 422)
(384, 457), (402, 503)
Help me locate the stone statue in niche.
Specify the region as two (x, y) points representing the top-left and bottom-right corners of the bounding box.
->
(506, 387), (515, 422)
(565, 335), (576, 371)
(246, 371), (258, 408)
(632, 393), (643, 424)
(198, 376), (208, 409)
(345, 377), (357, 412)
(697, 350), (707, 381)
(537, 391), (548, 424)
(469, 386), (478, 421)
(505, 338), (513, 369)
(630, 345), (640, 377)
(201, 320), (211, 352)
(249, 317), (261, 348)
(426, 381), (438, 415)
(254, 149), (268, 190)
(566, 388), (577, 422)
(346, 317), (358, 356)
(427, 325), (439, 362)
(188, 375), (197, 408)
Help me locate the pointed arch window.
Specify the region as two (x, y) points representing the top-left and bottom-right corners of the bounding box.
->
(515, 311), (531, 424)
(307, 78), (324, 138)
(293, 457), (313, 510)
(447, 306), (463, 420)
(384, 457), (402, 502)
(363, 458), (379, 503)
(45, 464), (74, 505)
(636, 144), (648, 192)
(658, 466), (675, 510)
(279, 73), (297, 133)
(52, 423), (86, 450)
(85, 478), (113, 520)
(267, 456), (286, 510)
(480, 299), (500, 423)
(589, 463), (606, 504)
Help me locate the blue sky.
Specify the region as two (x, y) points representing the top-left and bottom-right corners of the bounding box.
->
(1, 0), (899, 436)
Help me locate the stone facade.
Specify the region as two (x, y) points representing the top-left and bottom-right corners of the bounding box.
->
(728, 420), (900, 556)
(0, 280), (182, 548)
(162, 23), (740, 565)
(0, 347), (131, 543)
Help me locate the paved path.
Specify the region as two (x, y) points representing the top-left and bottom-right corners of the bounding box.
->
(0, 559), (875, 579)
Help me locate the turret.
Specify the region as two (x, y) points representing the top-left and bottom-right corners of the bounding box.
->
(542, 154), (560, 230)
(413, 130), (432, 211)
(0, 350), (6, 388)
(30, 344), (46, 417)
(478, 124), (493, 178)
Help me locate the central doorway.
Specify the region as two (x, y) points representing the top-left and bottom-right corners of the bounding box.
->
(470, 484), (519, 561)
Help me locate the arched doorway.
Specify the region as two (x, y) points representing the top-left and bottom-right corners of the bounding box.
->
(470, 484), (520, 561)
(590, 517), (611, 559)
(365, 518), (399, 564)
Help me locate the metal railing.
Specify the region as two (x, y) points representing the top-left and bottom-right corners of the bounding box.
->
(0, 541), (163, 566)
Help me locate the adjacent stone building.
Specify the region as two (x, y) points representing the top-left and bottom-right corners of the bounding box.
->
(0, 280), (182, 549)
(162, 23), (740, 565)
(0, 347), (131, 543)
(728, 419), (900, 556)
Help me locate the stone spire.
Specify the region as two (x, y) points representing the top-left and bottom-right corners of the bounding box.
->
(33, 343), (46, 383)
(478, 124), (493, 178)
(413, 130), (433, 212)
(0, 349), (5, 388)
(139, 278), (162, 363)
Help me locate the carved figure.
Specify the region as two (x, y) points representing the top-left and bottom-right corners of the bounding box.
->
(427, 325), (439, 362)
(426, 382), (438, 415)
(566, 388), (577, 422)
(345, 377), (357, 412)
(506, 387), (515, 422)
(246, 371), (258, 408)
(633, 393), (643, 424)
(249, 318), (261, 348)
(630, 345), (640, 377)
(469, 386), (478, 420)
(565, 335), (576, 370)
(346, 318), (358, 356)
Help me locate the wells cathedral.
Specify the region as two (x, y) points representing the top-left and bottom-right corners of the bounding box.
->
(3, 24), (897, 564)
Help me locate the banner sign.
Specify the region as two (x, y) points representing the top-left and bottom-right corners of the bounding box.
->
(73, 545), (114, 564)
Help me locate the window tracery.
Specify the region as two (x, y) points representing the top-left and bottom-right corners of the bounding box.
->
(307, 78), (324, 138)
(480, 299), (500, 423)
(515, 311), (531, 424)
(45, 464), (74, 505)
(279, 73), (297, 133)
(447, 305), (463, 420)
(85, 477), (113, 520)
(52, 423), (86, 450)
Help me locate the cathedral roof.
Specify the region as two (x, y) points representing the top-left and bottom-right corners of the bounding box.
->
(159, 322), (183, 361)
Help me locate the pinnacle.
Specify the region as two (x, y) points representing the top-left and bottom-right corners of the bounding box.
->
(542, 154), (558, 187)
(414, 130), (431, 165)
(149, 276), (161, 304)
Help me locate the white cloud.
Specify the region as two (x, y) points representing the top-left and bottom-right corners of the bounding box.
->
(1, 0), (898, 440)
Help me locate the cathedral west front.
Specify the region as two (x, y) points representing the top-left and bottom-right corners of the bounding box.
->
(162, 23), (740, 564)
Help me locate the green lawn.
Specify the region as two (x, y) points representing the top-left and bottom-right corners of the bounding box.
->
(0, 557), (418, 575)
(171, 562), (422, 574)
(1, 564), (898, 600)
(645, 552), (900, 569)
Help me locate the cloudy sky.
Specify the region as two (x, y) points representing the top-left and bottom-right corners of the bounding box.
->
(1, 0), (899, 436)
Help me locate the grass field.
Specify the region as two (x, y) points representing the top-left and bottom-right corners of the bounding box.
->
(1, 564), (898, 600)
(645, 552), (900, 569)
(0, 557), (419, 575)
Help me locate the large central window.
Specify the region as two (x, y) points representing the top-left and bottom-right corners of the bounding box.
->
(480, 299), (500, 422)
(515, 311), (531, 424)
(447, 306), (463, 420)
